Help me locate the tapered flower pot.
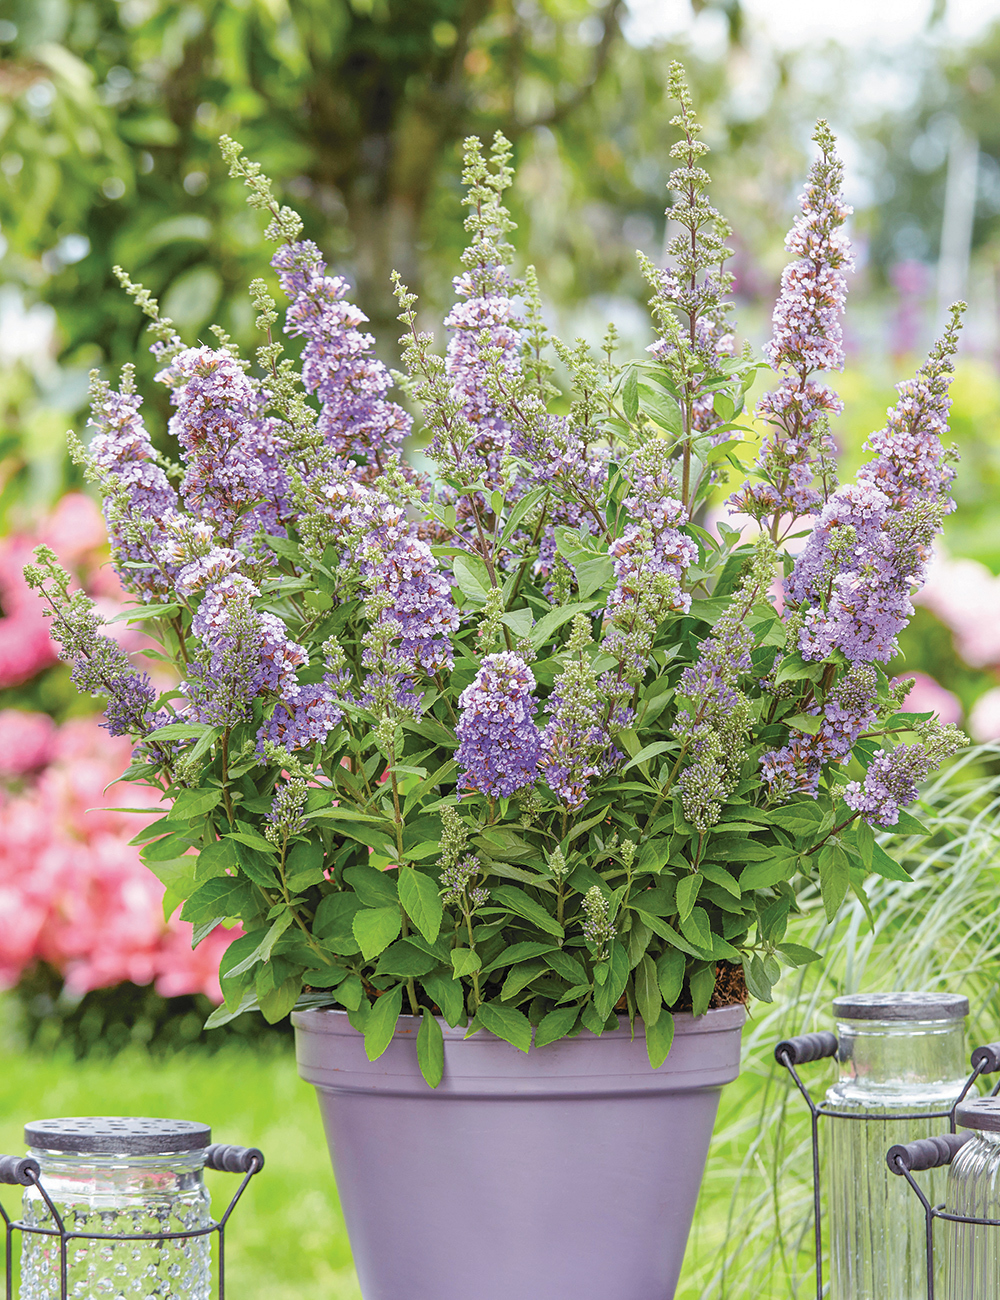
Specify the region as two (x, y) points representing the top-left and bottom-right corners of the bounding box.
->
(293, 1004), (745, 1300)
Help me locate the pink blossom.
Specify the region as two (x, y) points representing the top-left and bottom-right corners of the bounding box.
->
(969, 688), (1000, 742)
(0, 715), (239, 1001)
(891, 671), (962, 726)
(0, 710), (56, 776)
(916, 551), (1000, 669)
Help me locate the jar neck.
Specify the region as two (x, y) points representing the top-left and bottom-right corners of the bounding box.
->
(835, 1016), (968, 1091)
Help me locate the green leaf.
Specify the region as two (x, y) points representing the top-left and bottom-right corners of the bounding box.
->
(501, 960), (547, 1001)
(452, 553), (492, 603)
(141, 832), (195, 863)
(634, 910), (706, 957)
(784, 712), (824, 736)
(230, 843), (279, 889)
(353, 906), (402, 961)
(852, 818), (875, 869)
(656, 948), (685, 1005)
(500, 607), (534, 638)
(146, 722), (212, 742)
(482, 942), (558, 975)
(774, 652), (824, 685)
(534, 1005), (580, 1048)
(489, 885), (564, 938)
(364, 986), (403, 1061)
(499, 486), (549, 548)
(259, 975), (302, 1024)
(167, 788), (223, 820)
(690, 964), (716, 1016)
(451, 949), (482, 978)
(622, 367), (639, 423)
(893, 809), (930, 836)
(676, 875), (701, 922)
(285, 840), (324, 891)
(398, 868), (443, 944)
(313, 893), (363, 954)
(227, 826), (279, 855)
(678, 906), (712, 952)
(622, 741), (672, 775)
(638, 379), (682, 434)
(743, 954), (773, 1003)
(593, 940), (629, 1020)
(422, 973), (465, 1027)
(336, 973), (365, 1011)
(417, 1008), (445, 1088)
(476, 1001), (532, 1053)
(180, 876), (253, 926)
(545, 949), (588, 985)
(194, 838), (238, 882)
(635, 954), (661, 1029)
(777, 942), (823, 967)
(738, 854), (798, 891)
(343, 863), (398, 908)
(869, 840), (912, 882)
(645, 1009), (675, 1069)
(205, 988), (258, 1029)
(529, 599), (603, 651)
(819, 843), (850, 921)
(374, 940), (437, 978)
(225, 911), (294, 979)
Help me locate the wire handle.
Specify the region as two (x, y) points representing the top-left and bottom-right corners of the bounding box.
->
(205, 1144), (264, 1174)
(887, 1132), (971, 1175)
(0, 1156), (40, 1186)
(774, 1032), (839, 1066)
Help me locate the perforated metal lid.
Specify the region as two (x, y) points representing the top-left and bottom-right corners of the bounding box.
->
(956, 1097), (1000, 1134)
(833, 992), (969, 1022)
(25, 1118), (211, 1156)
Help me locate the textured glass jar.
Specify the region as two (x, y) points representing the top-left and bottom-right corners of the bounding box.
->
(19, 1117), (212, 1300)
(826, 992), (969, 1300)
(942, 1095), (1000, 1300)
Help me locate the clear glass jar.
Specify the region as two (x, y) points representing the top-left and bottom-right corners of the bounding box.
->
(18, 1117), (213, 1300)
(826, 991), (970, 1300)
(942, 1096), (1000, 1300)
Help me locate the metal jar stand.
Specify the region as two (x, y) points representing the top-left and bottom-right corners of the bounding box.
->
(0, 1142), (263, 1300)
(774, 1033), (1000, 1299)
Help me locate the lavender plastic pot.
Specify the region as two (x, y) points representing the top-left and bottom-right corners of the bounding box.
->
(293, 1003), (745, 1300)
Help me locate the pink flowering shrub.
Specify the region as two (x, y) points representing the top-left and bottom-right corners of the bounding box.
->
(0, 712), (236, 1000)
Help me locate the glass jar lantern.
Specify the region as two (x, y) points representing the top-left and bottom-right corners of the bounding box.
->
(826, 992), (970, 1300)
(942, 1095), (1000, 1299)
(0, 1117), (264, 1300)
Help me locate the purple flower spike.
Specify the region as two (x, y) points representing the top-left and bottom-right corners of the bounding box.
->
(456, 652), (541, 799)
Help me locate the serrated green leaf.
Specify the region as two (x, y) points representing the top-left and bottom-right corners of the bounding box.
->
(501, 960), (547, 1001)
(374, 940), (437, 978)
(417, 1008), (445, 1087)
(422, 972), (465, 1026)
(529, 599), (603, 651)
(743, 953), (773, 1002)
(690, 963), (716, 1016)
(534, 1005), (579, 1048)
(194, 838), (238, 882)
(451, 948), (482, 978)
(656, 948), (685, 1005)
(477, 1001), (532, 1052)
(784, 712), (824, 735)
(738, 854), (798, 891)
(398, 867), (443, 944)
(314, 893), (363, 954)
(635, 954), (661, 1028)
(777, 942), (823, 967)
(227, 826), (279, 855)
(893, 809), (930, 836)
(819, 842), (850, 921)
(499, 486), (548, 548)
(500, 607), (534, 637)
(343, 863), (399, 907)
(489, 884), (564, 938)
(353, 906), (402, 961)
(678, 906), (712, 952)
(622, 741), (672, 775)
(180, 876), (253, 926)
(167, 788), (223, 820)
(869, 840), (912, 882)
(141, 832), (195, 863)
(259, 975), (302, 1024)
(645, 1008), (675, 1068)
(593, 940), (629, 1020)
(622, 367), (639, 423)
(452, 553), (492, 603)
(146, 722), (212, 742)
(676, 875), (701, 922)
(364, 986), (403, 1061)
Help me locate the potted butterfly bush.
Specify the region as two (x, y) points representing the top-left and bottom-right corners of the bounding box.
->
(27, 66), (964, 1300)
